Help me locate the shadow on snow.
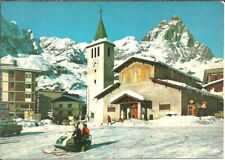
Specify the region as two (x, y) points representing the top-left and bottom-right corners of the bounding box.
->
(90, 140), (118, 150)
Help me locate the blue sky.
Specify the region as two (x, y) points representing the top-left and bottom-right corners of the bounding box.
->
(2, 1), (224, 58)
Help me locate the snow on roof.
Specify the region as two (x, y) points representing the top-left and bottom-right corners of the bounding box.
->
(86, 38), (115, 48)
(113, 55), (155, 71)
(113, 55), (201, 82)
(110, 90), (144, 103)
(159, 79), (187, 88)
(159, 79), (223, 100)
(0, 64), (41, 72)
(203, 78), (224, 88)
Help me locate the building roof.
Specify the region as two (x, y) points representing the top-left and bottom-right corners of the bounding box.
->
(203, 78), (224, 88)
(86, 38), (115, 49)
(150, 78), (186, 90)
(157, 79), (223, 100)
(110, 90), (144, 104)
(0, 63), (41, 73)
(202, 68), (223, 84)
(51, 95), (83, 103)
(94, 14), (107, 41)
(113, 56), (201, 82)
(95, 82), (120, 99)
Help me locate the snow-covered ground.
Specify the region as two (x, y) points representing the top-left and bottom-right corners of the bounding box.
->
(0, 116), (223, 159)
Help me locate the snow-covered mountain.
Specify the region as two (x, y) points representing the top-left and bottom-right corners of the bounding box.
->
(114, 16), (223, 79)
(1, 16), (42, 58)
(141, 16), (214, 62)
(1, 16), (223, 100)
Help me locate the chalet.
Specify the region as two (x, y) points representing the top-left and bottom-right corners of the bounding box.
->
(51, 94), (84, 124)
(202, 68), (223, 97)
(37, 89), (64, 119)
(0, 61), (41, 118)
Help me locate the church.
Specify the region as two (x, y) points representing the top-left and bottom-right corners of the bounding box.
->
(86, 11), (223, 123)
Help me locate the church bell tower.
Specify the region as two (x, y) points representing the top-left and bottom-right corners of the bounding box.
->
(86, 8), (115, 123)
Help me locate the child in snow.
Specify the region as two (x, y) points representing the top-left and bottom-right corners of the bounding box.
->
(107, 115), (111, 125)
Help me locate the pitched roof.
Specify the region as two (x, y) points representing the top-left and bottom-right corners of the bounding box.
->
(95, 82), (120, 99)
(110, 90), (144, 104)
(94, 17), (107, 41)
(51, 95), (83, 103)
(113, 56), (201, 82)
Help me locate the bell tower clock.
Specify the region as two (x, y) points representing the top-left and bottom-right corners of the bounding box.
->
(86, 8), (115, 123)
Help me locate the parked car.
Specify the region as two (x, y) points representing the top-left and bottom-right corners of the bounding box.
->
(0, 120), (23, 136)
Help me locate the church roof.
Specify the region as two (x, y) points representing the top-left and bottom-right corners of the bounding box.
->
(113, 56), (201, 82)
(94, 16), (107, 41)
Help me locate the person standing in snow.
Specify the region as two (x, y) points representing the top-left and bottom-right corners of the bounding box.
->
(107, 115), (111, 125)
(72, 124), (82, 145)
(81, 123), (90, 138)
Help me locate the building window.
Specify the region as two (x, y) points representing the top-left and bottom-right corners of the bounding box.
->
(9, 71), (14, 78)
(25, 73), (32, 78)
(25, 94), (31, 98)
(94, 80), (96, 84)
(26, 84), (31, 88)
(159, 104), (170, 110)
(108, 47), (110, 57)
(68, 111), (72, 116)
(59, 104), (63, 108)
(98, 47), (100, 56)
(9, 92), (14, 99)
(9, 82), (14, 88)
(94, 48), (96, 57)
(91, 112), (94, 118)
(20, 104), (29, 109)
(68, 104), (72, 108)
(215, 87), (223, 92)
(108, 106), (115, 112)
(91, 49), (93, 58)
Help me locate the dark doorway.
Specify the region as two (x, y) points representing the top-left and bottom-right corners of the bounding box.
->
(131, 103), (138, 119)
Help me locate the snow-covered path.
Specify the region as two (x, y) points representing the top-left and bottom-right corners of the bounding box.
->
(0, 117), (223, 159)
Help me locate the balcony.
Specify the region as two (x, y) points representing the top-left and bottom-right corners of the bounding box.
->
(25, 78), (32, 83)
(25, 88), (32, 92)
(25, 98), (32, 102)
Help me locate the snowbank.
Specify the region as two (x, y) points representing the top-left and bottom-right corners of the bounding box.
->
(112, 116), (223, 127)
(15, 118), (55, 128)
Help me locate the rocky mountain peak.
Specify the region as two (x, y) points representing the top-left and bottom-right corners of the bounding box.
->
(141, 15), (213, 62)
(1, 16), (42, 58)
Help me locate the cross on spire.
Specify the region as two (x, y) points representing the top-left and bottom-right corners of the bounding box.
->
(94, 6), (107, 41)
(100, 6), (103, 19)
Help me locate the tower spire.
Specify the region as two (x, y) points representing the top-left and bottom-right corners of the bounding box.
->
(94, 7), (107, 41)
(100, 6), (102, 19)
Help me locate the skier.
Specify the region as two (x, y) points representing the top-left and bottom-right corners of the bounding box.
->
(72, 124), (82, 145)
(107, 115), (111, 125)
